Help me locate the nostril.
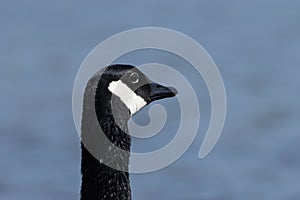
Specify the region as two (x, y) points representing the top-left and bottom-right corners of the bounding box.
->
(157, 85), (164, 90)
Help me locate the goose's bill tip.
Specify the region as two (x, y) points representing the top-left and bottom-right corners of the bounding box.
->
(168, 86), (178, 95)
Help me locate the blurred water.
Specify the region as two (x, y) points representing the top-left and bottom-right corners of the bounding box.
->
(1, 0), (300, 199)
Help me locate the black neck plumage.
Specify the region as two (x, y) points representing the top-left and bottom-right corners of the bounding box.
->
(80, 144), (131, 200)
(80, 87), (132, 200)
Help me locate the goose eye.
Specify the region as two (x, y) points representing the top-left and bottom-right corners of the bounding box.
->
(129, 72), (139, 83)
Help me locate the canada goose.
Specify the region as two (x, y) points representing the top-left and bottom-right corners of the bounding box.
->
(80, 64), (177, 200)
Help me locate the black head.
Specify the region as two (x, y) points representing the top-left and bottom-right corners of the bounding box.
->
(96, 64), (177, 116)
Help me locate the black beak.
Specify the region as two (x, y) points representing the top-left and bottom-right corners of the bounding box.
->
(148, 82), (177, 103)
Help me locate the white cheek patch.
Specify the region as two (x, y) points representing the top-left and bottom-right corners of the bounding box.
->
(108, 80), (147, 115)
